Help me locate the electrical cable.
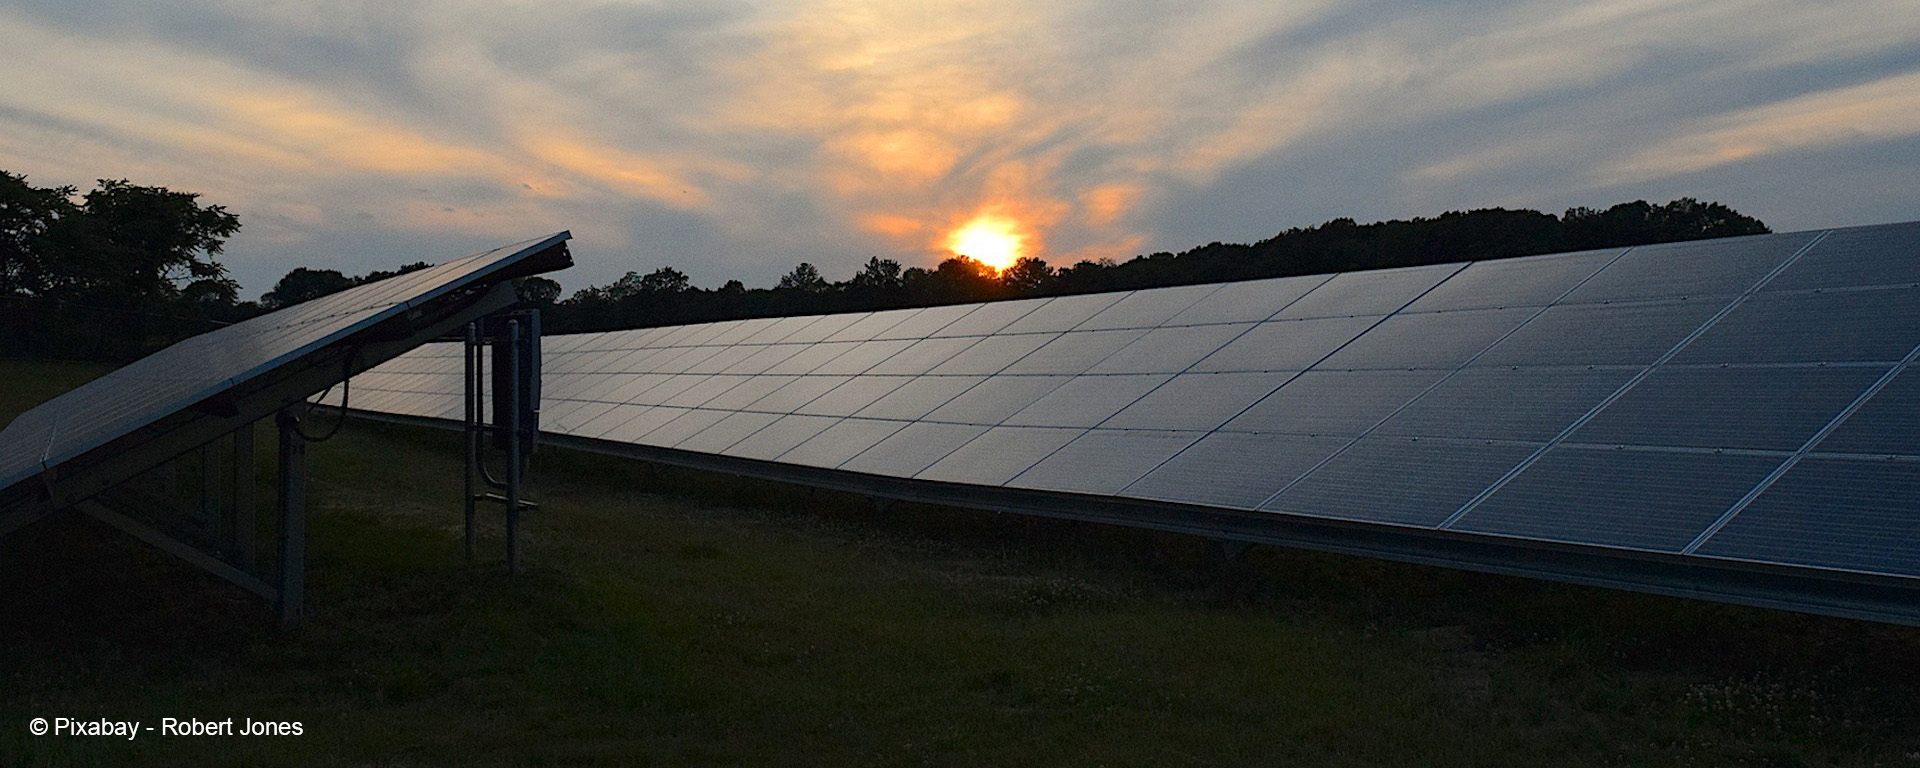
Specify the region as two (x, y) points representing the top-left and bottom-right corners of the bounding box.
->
(291, 345), (359, 442)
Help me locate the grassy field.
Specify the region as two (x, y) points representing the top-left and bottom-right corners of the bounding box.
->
(2, 357), (1920, 766)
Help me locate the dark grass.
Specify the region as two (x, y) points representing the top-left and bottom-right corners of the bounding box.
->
(3, 358), (1920, 766)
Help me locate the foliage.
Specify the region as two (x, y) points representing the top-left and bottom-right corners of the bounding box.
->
(261, 267), (353, 309)
(515, 276), (563, 307)
(1, 172), (242, 360)
(541, 199), (1773, 333)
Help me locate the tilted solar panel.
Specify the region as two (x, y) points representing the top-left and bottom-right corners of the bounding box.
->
(0, 232), (571, 516)
(339, 222), (1920, 624)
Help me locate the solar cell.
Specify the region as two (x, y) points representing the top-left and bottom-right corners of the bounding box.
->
(1406, 248), (1622, 311)
(1814, 367), (1920, 456)
(794, 376), (910, 417)
(1122, 431), (1350, 510)
(916, 425), (1085, 485)
(924, 376), (1072, 425)
(1164, 274), (1330, 326)
(1672, 287), (1920, 365)
(1076, 283), (1221, 330)
(1316, 307), (1536, 370)
(854, 376), (986, 421)
(1264, 437), (1537, 527)
(1567, 366), (1885, 451)
(1695, 458), (1920, 577)
(1375, 368), (1634, 442)
(1007, 429), (1205, 495)
(725, 414), (840, 460)
(1766, 221), (1920, 291)
(1472, 299), (1726, 368)
(1086, 324), (1252, 375)
(1100, 372), (1285, 431)
(1224, 369), (1448, 436)
(842, 422), (989, 477)
(1188, 316), (1378, 373)
(778, 418), (908, 468)
(1001, 329), (1149, 375)
(1001, 374), (1172, 428)
(928, 333), (1060, 375)
(998, 292), (1127, 334)
(675, 411), (783, 453)
(1561, 232), (1816, 303)
(1451, 447), (1783, 551)
(1273, 263), (1461, 319)
(929, 298), (1046, 337)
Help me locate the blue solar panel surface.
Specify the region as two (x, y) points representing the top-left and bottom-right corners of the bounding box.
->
(0, 232), (569, 498)
(338, 222), (1920, 589)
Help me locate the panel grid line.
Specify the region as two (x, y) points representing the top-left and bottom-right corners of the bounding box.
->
(994, 273), (1339, 487)
(939, 275), (1341, 485)
(1437, 229), (1834, 531)
(1251, 247), (1628, 510)
(1681, 339), (1920, 554)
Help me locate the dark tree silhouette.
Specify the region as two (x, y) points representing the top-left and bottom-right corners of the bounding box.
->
(1, 172), (243, 358)
(262, 267), (352, 309)
(777, 262), (828, 293)
(529, 197), (1776, 336)
(516, 276), (563, 307)
(1000, 257), (1054, 295)
(849, 257), (904, 290)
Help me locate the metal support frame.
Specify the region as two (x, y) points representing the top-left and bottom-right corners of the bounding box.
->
(464, 309), (541, 573)
(275, 409), (306, 628)
(67, 409), (308, 628)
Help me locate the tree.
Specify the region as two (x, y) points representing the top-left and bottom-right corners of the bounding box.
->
(776, 262), (828, 293)
(357, 261), (432, 285)
(262, 267), (352, 309)
(0, 171), (243, 358)
(638, 266), (690, 294)
(1000, 256), (1054, 294)
(1563, 198), (1769, 249)
(0, 170), (76, 296)
(849, 257), (904, 290)
(67, 178), (241, 305)
(516, 276), (562, 307)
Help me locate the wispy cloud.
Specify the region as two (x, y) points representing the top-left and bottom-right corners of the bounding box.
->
(0, 0), (1916, 295)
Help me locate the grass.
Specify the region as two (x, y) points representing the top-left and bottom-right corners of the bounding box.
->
(3, 357), (1920, 766)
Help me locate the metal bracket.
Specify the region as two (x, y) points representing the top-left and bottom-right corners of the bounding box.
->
(464, 309), (541, 573)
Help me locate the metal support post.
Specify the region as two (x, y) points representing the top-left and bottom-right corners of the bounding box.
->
(464, 321), (480, 564)
(230, 421), (256, 570)
(200, 438), (223, 536)
(275, 408), (307, 629)
(506, 318), (522, 574)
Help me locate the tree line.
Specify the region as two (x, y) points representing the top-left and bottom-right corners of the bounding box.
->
(1, 165), (1770, 360)
(531, 198), (1769, 333)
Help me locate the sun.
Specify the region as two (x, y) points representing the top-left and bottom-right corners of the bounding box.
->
(944, 214), (1025, 271)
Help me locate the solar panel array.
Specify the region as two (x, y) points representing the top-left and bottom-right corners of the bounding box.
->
(340, 222), (1920, 589)
(0, 232), (571, 503)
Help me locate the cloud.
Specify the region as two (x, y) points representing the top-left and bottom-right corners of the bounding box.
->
(1597, 69), (1920, 186)
(1, 0), (1916, 298)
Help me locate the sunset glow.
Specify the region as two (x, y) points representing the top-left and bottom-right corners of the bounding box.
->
(944, 214), (1026, 271)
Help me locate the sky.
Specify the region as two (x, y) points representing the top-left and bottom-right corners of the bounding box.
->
(2, 0), (1918, 298)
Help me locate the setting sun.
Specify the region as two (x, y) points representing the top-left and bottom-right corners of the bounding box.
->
(944, 214), (1026, 271)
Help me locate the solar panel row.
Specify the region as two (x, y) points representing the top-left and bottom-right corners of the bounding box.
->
(337, 222), (1920, 588)
(0, 233), (572, 508)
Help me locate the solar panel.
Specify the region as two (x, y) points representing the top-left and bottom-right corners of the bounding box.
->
(341, 221), (1920, 625)
(1, 232), (571, 513)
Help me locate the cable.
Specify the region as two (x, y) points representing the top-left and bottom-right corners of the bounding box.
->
(291, 345), (359, 442)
